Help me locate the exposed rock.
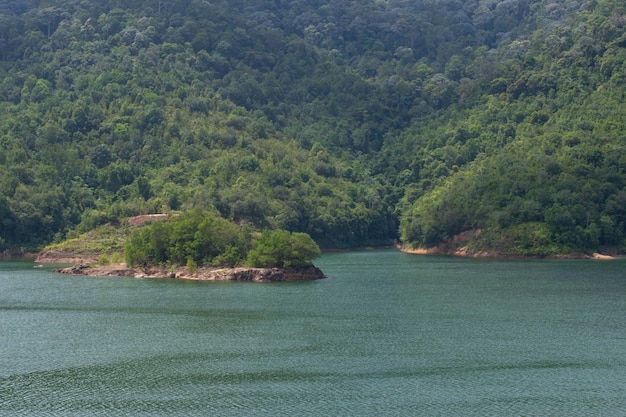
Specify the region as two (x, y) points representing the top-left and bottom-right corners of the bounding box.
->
(62, 263), (91, 274)
(54, 263), (326, 282)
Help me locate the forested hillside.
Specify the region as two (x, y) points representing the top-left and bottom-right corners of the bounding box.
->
(1, 0), (625, 255)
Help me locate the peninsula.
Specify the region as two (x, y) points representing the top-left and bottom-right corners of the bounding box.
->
(398, 229), (617, 260)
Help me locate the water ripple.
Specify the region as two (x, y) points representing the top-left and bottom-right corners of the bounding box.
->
(3, 254), (626, 415)
(1, 354), (624, 416)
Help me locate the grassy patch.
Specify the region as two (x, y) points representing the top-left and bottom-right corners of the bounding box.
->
(43, 223), (132, 256)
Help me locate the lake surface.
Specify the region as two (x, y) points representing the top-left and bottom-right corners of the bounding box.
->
(1, 250), (626, 416)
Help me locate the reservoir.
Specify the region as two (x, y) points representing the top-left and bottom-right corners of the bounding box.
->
(1, 249), (625, 415)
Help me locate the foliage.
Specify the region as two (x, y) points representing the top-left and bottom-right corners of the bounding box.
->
(43, 224), (128, 255)
(246, 230), (321, 268)
(1, 0), (626, 256)
(98, 254), (110, 265)
(392, 0), (626, 255)
(110, 252), (122, 263)
(124, 209), (247, 267)
(124, 209), (320, 268)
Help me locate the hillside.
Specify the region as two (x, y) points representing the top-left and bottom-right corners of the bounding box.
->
(1, 0), (625, 256)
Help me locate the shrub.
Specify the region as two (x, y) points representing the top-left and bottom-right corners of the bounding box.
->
(98, 254), (110, 265)
(186, 257), (198, 273)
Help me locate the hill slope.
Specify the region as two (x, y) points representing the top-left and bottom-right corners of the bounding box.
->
(1, 0), (625, 255)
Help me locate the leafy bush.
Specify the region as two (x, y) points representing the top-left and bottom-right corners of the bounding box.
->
(186, 257), (198, 274)
(98, 254), (110, 265)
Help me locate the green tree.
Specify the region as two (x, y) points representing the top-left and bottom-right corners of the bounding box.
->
(246, 229), (320, 268)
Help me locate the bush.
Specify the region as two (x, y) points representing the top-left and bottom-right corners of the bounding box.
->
(186, 257), (198, 273)
(98, 254), (110, 265)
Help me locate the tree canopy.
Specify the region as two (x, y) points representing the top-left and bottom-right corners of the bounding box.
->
(124, 209), (320, 268)
(1, 0), (625, 256)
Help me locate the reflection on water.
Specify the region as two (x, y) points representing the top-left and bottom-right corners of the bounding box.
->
(1, 251), (626, 415)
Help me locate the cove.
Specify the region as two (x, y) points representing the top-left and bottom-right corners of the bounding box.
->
(1, 250), (625, 416)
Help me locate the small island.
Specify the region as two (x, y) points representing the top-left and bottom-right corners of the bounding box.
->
(50, 262), (326, 282)
(37, 210), (326, 282)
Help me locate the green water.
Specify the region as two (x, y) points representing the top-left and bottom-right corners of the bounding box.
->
(1, 250), (625, 416)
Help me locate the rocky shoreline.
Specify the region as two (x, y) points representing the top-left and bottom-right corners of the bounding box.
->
(36, 250), (326, 282)
(399, 246), (615, 260)
(53, 263), (326, 282)
(394, 228), (621, 260)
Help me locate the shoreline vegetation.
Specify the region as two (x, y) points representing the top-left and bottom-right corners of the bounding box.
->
(11, 215), (617, 284)
(398, 230), (621, 260)
(397, 228), (619, 260)
(32, 243), (613, 283)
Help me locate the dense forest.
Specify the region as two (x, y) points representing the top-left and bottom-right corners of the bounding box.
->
(1, 0), (625, 256)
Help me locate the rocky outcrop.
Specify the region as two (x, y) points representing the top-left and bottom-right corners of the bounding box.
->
(205, 266), (326, 282)
(54, 263), (326, 282)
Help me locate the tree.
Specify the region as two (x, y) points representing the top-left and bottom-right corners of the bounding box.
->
(246, 229), (320, 268)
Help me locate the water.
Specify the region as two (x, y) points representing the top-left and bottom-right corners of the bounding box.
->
(1, 250), (626, 416)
